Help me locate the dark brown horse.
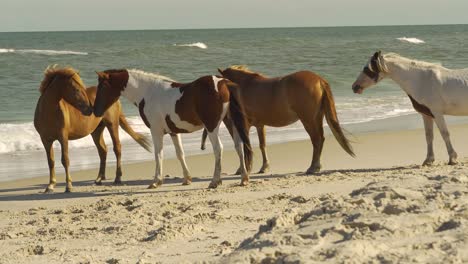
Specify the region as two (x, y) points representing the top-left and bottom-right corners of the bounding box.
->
(201, 66), (355, 174)
(34, 66), (151, 193)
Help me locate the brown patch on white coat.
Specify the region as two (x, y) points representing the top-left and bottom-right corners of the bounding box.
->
(94, 70), (252, 189)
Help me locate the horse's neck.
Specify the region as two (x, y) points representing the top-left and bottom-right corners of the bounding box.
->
(123, 73), (159, 104)
(385, 59), (423, 96)
(35, 88), (66, 120)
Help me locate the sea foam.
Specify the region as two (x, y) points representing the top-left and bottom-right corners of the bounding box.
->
(397, 37), (425, 44)
(0, 48), (88, 55)
(173, 42), (208, 49)
(0, 117), (149, 154)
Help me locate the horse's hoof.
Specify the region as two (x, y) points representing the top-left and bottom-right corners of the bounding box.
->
(448, 160), (458, 165)
(44, 188), (54, 194)
(94, 181), (103, 186)
(147, 182), (162, 189)
(422, 159), (434, 166)
(113, 179), (123, 185)
(240, 180), (249, 186)
(208, 181), (222, 189)
(65, 187), (72, 193)
(233, 168), (242, 175)
(306, 167), (321, 174)
(182, 178), (192, 185)
(257, 167), (270, 174)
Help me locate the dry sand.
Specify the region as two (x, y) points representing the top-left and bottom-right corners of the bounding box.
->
(0, 124), (467, 263)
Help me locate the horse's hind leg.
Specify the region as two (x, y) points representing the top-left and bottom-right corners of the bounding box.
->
(41, 138), (56, 193)
(422, 115), (435, 166)
(299, 113), (325, 174)
(256, 125), (270, 173)
(58, 137), (72, 192)
(433, 114), (458, 165)
(207, 126), (224, 189)
(106, 123), (122, 184)
(91, 123), (107, 184)
(170, 133), (192, 185)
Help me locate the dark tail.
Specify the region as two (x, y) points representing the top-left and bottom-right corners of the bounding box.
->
(227, 82), (253, 172)
(119, 113), (152, 152)
(201, 128), (208, 150)
(321, 79), (355, 157)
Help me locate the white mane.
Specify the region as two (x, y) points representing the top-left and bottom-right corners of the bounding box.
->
(128, 69), (176, 83)
(383, 53), (445, 71)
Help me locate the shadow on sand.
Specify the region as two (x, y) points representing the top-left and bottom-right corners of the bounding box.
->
(0, 164), (421, 202)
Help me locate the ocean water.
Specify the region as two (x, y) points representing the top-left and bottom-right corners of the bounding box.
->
(2, 25), (468, 182)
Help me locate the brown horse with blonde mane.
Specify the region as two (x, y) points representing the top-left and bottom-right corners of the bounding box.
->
(201, 66), (355, 174)
(34, 66), (151, 193)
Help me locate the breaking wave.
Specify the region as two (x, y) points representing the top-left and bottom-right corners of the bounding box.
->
(173, 42), (208, 49)
(396, 37), (425, 44)
(0, 117), (148, 154)
(0, 48), (88, 55)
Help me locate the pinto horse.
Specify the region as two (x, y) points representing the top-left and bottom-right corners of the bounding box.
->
(201, 66), (355, 174)
(353, 51), (468, 165)
(93, 69), (253, 189)
(34, 66), (151, 193)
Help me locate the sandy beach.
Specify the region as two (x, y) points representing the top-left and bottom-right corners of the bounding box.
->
(0, 124), (467, 263)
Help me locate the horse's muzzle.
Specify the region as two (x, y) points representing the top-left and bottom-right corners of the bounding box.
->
(352, 85), (363, 94)
(93, 107), (104, 117)
(82, 106), (93, 116)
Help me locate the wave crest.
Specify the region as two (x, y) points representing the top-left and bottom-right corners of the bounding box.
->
(173, 42), (207, 49)
(0, 48), (88, 55)
(397, 37), (425, 44)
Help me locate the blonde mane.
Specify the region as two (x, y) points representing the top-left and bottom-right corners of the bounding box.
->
(39, 65), (81, 94)
(228, 65), (264, 76)
(128, 69), (176, 83)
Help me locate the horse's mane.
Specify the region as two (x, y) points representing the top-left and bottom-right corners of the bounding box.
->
(384, 53), (444, 70)
(39, 65), (79, 94)
(127, 69), (176, 83)
(228, 65), (265, 76)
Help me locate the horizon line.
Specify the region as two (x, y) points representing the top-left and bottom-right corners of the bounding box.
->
(1, 23), (466, 34)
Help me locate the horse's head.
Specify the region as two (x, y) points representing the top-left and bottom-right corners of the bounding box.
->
(352, 51), (388, 94)
(59, 72), (93, 116)
(94, 70), (128, 117)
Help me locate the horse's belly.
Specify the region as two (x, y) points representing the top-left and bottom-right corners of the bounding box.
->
(250, 110), (298, 127)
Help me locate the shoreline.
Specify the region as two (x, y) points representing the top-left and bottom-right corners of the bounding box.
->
(3, 112), (468, 183)
(2, 121), (468, 194)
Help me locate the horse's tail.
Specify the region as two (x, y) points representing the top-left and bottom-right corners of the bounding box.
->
(226, 82), (253, 172)
(321, 79), (355, 157)
(200, 128), (208, 150)
(119, 113), (152, 152)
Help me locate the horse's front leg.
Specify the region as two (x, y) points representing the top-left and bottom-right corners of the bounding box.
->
(107, 123), (122, 184)
(433, 114), (458, 165)
(41, 138), (56, 193)
(223, 117), (244, 175)
(233, 126), (249, 186)
(207, 127), (223, 188)
(422, 115), (435, 166)
(58, 137), (73, 192)
(170, 133), (192, 185)
(148, 130), (164, 189)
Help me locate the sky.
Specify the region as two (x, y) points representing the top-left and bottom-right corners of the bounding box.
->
(1, 0), (468, 32)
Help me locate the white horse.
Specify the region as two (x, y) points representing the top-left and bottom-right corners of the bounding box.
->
(352, 51), (468, 165)
(93, 69), (253, 189)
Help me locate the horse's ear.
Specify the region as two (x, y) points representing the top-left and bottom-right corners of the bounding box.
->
(373, 51), (380, 59)
(217, 68), (223, 75)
